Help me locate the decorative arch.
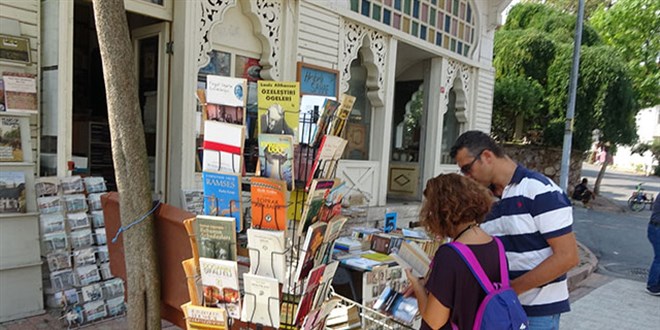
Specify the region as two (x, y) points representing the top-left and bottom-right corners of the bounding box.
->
(340, 20), (387, 107)
(443, 60), (472, 110)
(197, 0), (282, 80)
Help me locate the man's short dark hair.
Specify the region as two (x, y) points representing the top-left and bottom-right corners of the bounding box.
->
(581, 178), (588, 184)
(449, 130), (505, 159)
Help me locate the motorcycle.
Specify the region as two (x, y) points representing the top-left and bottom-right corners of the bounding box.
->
(628, 183), (654, 212)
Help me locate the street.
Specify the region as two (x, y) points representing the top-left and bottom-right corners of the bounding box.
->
(575, 163), (655, 282)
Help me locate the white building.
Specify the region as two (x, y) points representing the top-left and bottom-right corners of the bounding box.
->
(613, 105), (660, 174)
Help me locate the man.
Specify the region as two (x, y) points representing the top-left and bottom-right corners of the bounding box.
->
(647, 197), (660, 296)
(572, 178), (594, 208)
(260, 103), (294, 135)
(450, 131), (579, 330)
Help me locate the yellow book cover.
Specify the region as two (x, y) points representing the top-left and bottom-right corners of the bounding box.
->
(257, 81), (300, 139)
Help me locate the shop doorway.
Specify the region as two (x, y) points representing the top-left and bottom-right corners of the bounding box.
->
(71, 2), (169, 196)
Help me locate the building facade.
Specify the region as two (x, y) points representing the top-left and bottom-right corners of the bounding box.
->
(37, 0), (511, 208)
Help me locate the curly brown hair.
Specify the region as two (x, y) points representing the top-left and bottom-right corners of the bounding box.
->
(420, 173), (493, 239)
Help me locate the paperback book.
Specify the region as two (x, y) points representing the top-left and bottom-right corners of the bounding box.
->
(194, 215), (238, 261)
(389, 240), (431, 278)
(258, 133), (294, 190)
(246, 228), (286, 283)
(181, 302), (227, 330)
(241, 273), (281, 328)
(306, 136), (347, 187)
(294, 222), (327, 283)
(311, 98), (340, 147)
(294, 264), (326, 325)
(202, 120), (245, 173)
(0, 171), (25, 213)
(250, 177), (287, 231)
(206, 75), (247, 107)
(257, 81), (300, 138)
(327, 94), (356, 137)
(2, 72), (37, 113)
(0, 116), (22, 161)
(298, 179), (337, 236)
(199, 258), (241, 319)
(202, 171), (242, 232)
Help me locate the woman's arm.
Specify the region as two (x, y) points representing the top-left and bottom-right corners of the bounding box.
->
(406, 269), (450, 329)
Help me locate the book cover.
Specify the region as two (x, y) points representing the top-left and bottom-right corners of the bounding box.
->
(294, 222), (327, 283)
(311, 98), (341, 147)
(389, 240), (431, 278)
(328, 94), (356, 137)
(206, 104), (245, 126)
(246, 228), (286, 283)
(370, 235), (391, 254)
(241, 273), (281, 328)
(0, 116), (22, 161)
(206, 75), (247, 107)
(0, 171), (25, 213)
(250, 177), (287, 231)
(258, 133), (294, 191)
(202, 171), (243, 232)
(202, 121), (245, 173)
(312, 261), (339, 310)
(323, 216), (348, 244)
(293, 144), (316, 183)
(287, 188), (306, 222)
(2, 72), (37, 113)
(199, 258), (241, 319)
(257, 81), (300, 138)
(182, 302), (227, 329)
(306, 136), (347, 187)
(372, 286), (418, 324)
(195, 215), (238, 261)
(298, 179), (336, 236)
(294, 264), (326, 325)
(301, 298), (341, 330)
(317, 182), (348, 223)
(299, 95), (332, 145)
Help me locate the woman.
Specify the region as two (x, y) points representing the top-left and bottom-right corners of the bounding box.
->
(406, 173), (502, 329)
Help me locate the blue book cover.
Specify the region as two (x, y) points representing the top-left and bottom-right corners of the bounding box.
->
(203, 171), (243, 232)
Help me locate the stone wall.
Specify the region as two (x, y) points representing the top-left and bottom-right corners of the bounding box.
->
(503, 143), (586, 193)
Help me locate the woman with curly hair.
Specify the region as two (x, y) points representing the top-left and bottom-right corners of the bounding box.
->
(406, 173), (503, 330)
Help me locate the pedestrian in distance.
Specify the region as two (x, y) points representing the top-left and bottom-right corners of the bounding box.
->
(405, 173), (526, 329)
(572, 178), (595, 209)
(450, 130), (579, 330)
(646, 197), (660, 296)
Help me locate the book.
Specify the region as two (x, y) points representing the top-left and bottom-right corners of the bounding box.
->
(325, 304), (361, 330)
(241, 273), (281, 328)
(0, 79), (4, 111)
(250, 177), (287, 231)
(370, 234), (393, 254)
(287, 188), (306, 222)
(389, 240), (431, 278)
(294, 222), (327, 283)
(199, 258), (241, 319)
(327, 94), (356, 137)
(306, 136), (347, 187)
(206, 104), (245, 126)
(257, 81), (300, 138)
(202, 171), (243, 232)
(202, 121), (245, 173)
(0, 116), (22, 161)
(181, 302), (227, 330)
(312, 261), (339, 310)
(339, 257), (382, 271)
(301, 298), (341, 330)
(258, 133), (294, 190)
(323, 215), (348, 244)
(182, 258), (202, 306)
(372, 286), (419, 324)
(317, 182), (349, 223)
(311, 98), (341, 147)
(195, 215), (238, 261)
(2, 72), (37, 113)
(206, 75), (247, 107)
(294, 264), (326, 325)
(293, 144), (315, 183)
(247, 228), (286, 283)
(0, 171), (25, 213)
(299, 95), (331, 144)
(298, 179), (337, 236)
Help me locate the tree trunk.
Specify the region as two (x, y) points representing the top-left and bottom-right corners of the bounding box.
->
(91, 1), (161, 329)
(514, 114), (524, 141)
(594, 153), (611, 195)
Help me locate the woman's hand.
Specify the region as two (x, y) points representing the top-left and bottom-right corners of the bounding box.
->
(403, 269), (426, 297)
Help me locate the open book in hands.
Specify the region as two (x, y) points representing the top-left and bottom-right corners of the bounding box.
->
(389, 240), (431, 278)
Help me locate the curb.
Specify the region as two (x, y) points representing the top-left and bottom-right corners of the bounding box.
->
(567, 241), (598, 292)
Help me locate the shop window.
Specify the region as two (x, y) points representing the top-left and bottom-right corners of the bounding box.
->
(440, 90), (464, 164)
(392, 82), (424, 163)
(197, 49), (262, 173)
(344, 55), (372, 161)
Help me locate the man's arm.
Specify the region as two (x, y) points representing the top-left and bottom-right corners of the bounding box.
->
(510, 232), (579, 295)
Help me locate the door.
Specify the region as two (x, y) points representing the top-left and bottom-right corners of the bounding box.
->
(132, 23), (170, 199)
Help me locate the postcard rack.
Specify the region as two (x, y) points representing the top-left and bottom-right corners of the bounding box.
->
(326, 292), (417, 330)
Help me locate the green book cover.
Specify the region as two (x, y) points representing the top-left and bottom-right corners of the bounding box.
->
(195, 215), (237, 261)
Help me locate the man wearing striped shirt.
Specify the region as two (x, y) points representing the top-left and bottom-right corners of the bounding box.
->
(451, 131), (579, 330)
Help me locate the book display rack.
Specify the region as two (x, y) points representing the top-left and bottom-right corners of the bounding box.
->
(34, 175), (126, 327)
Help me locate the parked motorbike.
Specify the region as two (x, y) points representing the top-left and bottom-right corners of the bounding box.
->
(628, 183), (654, 212)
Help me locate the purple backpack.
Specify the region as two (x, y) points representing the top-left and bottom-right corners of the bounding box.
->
(448, 237), (529, 330)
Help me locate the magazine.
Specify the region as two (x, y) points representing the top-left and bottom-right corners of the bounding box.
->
(250, 177), (288, 231)
(202, 120), (245, 173)
(0, 116), (22, 161)
(257, 81), (300, 138)
(241, 273), (280, 328)
(2, 72), (37, 113)
(0, 171), (25, 213)
(246, 228), (286, 283)
(199, 258), (241, 319)
(372, 286), (419, 324)
(202, 171), (242, 232)
(258, 133), (295, 190)
(194, 215), (238, 261)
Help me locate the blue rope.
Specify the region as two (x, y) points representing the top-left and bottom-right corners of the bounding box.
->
(111, 200), (162, 243)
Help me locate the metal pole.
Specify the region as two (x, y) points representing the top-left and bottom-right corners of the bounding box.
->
(559, 0), (585, 191)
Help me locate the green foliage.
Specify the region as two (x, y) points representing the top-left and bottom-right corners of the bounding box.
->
(590, 0), (660, 107)
(525, 0), (610, 19)
(632, 140), (660, 174)
(492, 76), (545, 141)
(493, 2), (638, 151)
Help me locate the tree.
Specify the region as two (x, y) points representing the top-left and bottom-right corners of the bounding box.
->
(91, 0), (161, 328)
(590, 0), (660, 108)
(526, 0), (611, 19)
(492, 75), (544, 141)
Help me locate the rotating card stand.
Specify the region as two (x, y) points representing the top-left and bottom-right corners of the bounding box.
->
(245, 243), (291, 280)
(240, 292), (280, 329)
(211, 150), (242, 173)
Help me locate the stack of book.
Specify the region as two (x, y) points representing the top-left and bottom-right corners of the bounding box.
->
(35, 175), (125, 325)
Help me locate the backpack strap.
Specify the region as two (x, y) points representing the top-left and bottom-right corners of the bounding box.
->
(449, 237), (509, 293)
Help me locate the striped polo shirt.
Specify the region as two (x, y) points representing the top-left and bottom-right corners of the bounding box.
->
(481, 164), (573, 316)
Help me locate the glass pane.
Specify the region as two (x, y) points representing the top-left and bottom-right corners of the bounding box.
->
(138, 36), (159, 190)
(441, 91), (459, 163)
(199, 50), (231, 77)
(140, 0), (163, 5)
(392, 83), (423, 163)
(345, 56), (371, 161)
(384, 9), (392, 25)
(373, 4), (381, 20)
